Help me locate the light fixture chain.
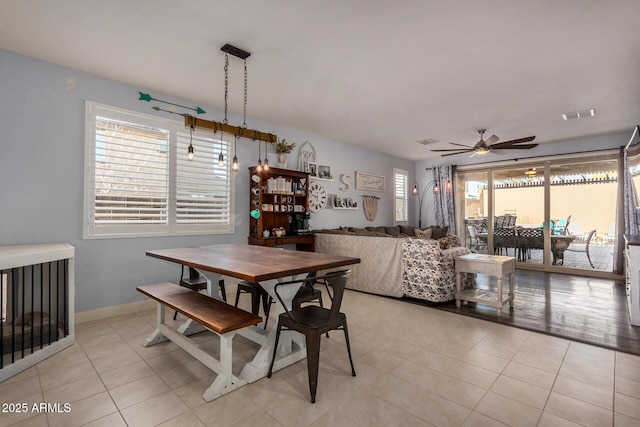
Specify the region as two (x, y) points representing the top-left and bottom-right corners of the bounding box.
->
(223, 52), (229, 124)
(243, 59), (248, 128)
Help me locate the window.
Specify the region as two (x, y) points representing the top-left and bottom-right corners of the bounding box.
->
(394, 169), (409, 224)
(84, 102), (234, 238)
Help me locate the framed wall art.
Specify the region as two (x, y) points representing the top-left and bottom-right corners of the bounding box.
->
(355, 171), (385, 192)
(318, 165), (331, 179)
(306, 162), (318, 177)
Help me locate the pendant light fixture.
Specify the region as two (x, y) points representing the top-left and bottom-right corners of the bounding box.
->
(263, 139), (269, 171)
(218, 128), (225, 166)
(187, 124), (195, 161)
(183, 44), (278, 168)
(232, 134), (238, 171)
(256, 141), (263, 172)
(219, 51), (231, 167)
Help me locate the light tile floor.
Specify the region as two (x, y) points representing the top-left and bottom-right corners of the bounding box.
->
(2, 284), (640, 427)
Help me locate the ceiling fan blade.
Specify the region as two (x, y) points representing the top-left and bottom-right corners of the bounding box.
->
(491, 136), (536, 148)
(431, 148), (475, 152)
(491, 143), (539, 150)
(485, 134), (499, 145)
(448, 142), (472, 148)
(441, 151), (470, 157)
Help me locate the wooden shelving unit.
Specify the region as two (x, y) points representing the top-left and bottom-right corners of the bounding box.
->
(248, 166), (314, 251)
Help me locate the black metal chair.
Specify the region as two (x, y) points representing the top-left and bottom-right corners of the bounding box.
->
(267, 270), (355, 403)
(174, 266), (226, 320)
(235, 279), (324, 329)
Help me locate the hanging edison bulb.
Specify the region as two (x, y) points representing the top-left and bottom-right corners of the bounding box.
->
(232, 134), (239, 171)
(218, 129), (225, 166)
(263, 140), (269, 171)
(187, 125), (195, 161)
(256, 141), (263, 172)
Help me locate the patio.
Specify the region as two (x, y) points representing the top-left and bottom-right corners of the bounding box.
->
(472, 239), (615, 272)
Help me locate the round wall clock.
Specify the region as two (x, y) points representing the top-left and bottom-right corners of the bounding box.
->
(308, 181), (328, 212)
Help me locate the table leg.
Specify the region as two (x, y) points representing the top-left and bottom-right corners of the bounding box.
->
(239, 277), (307, 383)
(455, 272), (461, 308)
(509, 272), (514, 309)
(497, 276), (503, 315)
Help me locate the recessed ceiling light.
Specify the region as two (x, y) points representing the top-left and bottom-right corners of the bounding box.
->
(562, 108), (595, 120)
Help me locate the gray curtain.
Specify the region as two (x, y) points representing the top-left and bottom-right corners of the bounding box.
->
(624, 148), (640, 236)
(433, 165), (457, 235)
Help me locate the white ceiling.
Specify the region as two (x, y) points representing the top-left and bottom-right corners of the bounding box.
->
(2, 0), (639, 160)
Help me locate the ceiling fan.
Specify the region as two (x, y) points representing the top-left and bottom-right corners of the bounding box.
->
(431, 129), (538, 157)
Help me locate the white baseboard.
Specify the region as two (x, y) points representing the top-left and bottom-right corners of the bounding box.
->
(75, 278), (243, 324)
(75, 276), (245, 324)
(76, 299), (156, 324)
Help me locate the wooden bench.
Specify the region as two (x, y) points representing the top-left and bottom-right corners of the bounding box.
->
(137, 283), (262, 401)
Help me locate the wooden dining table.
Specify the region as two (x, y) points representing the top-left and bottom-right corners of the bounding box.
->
(145, 243), (360, 384)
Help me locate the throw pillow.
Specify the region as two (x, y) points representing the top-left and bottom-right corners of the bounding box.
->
(431, 226), (449, 239)
(437, 236), (453, 249)
(398, 225), (416, 236)
(437, 235), (462, 249)
(414, 228), (433, 239)
(385, 226), (401, 237)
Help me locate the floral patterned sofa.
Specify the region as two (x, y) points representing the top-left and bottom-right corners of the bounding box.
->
(314, 229), (472, 303)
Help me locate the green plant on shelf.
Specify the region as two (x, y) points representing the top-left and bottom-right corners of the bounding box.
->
(274, 138), (296, 154)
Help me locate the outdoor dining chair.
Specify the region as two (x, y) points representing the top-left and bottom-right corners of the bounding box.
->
(516, 228), (544, 261)
(565, 229), (597, 268)
(467, 225), (486, 251)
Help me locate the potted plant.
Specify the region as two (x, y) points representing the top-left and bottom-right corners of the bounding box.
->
(274, 139), (295, 168)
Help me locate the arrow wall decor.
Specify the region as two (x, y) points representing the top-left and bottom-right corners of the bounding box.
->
(139, 91), (206, 115)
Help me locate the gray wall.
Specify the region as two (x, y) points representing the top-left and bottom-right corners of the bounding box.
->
(0, 49), (414, 312)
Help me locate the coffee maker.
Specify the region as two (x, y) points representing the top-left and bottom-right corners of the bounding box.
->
(291, 212), (311, 235)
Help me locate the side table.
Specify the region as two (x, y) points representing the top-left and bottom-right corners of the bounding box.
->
(455, 253), (515, 315)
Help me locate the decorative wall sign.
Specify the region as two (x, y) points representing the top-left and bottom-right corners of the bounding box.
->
(355, 171), (385, 192)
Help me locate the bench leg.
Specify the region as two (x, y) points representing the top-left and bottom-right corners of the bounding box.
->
(143, 303), (169, 347)
(202, 332), (244, 401)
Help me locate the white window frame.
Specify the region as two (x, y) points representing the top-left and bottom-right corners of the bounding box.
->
(83, 101), (235, 239)
(394, 168), (409, 225)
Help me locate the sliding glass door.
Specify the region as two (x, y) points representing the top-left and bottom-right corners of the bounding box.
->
(458, 171), (488, 254)
(456, 153), (619, 276)
(493, 166), (545, 266)
(549, 159), (618, 272)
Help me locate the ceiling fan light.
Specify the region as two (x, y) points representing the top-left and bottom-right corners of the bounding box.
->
(476, 148), (490, 155)
(525, 168), (537, 176)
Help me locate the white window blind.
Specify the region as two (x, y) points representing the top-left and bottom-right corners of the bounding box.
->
(176, 131), (230, 224)
(94, 117), (169, 225)
(84, 102), (235, 238)
(394, 169), (409, 224)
